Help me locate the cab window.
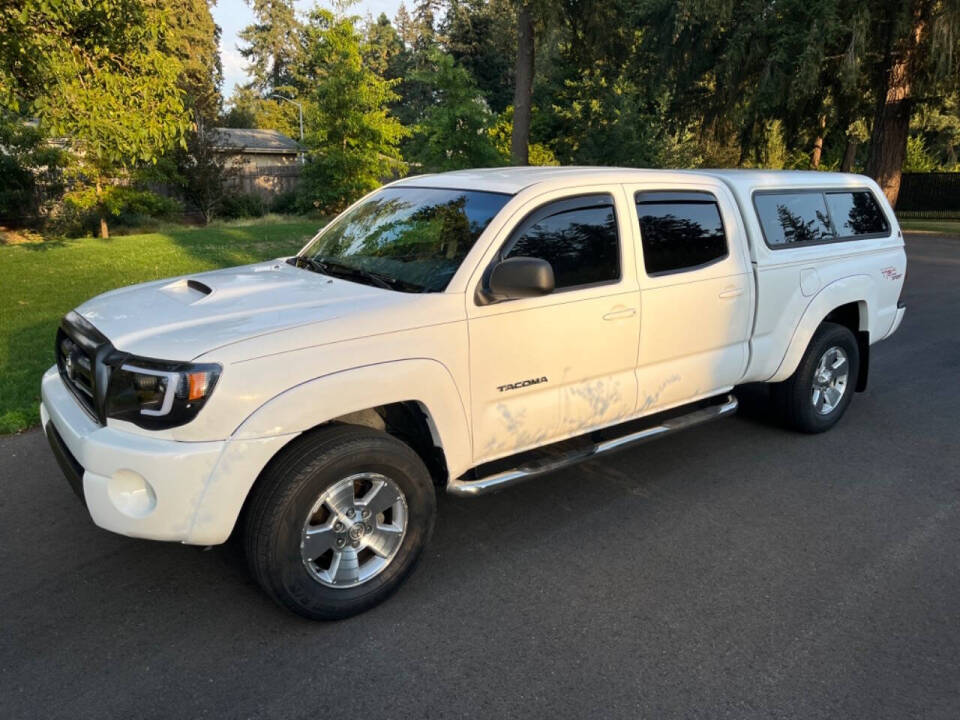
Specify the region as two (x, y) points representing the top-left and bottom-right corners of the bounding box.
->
(502, 194), (620, 289)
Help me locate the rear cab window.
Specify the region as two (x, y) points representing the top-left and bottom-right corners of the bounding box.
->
(753, 188), (891, 249)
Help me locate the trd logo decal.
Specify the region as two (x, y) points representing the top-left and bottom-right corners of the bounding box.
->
(881, 266), (903, 281)
(497, 377), (548, 392)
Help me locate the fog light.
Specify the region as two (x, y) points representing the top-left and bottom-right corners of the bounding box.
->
(107, 469), (157, 518)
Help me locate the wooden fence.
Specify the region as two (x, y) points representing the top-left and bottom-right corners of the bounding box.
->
(228, 164), (302, 198)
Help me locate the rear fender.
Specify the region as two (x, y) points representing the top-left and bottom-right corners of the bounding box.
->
(768, 276), (874, 383)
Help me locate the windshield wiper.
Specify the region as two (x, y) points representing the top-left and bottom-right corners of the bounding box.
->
(287, 256), (329, 274)
(316, 257), (426, 293)
(289, 255), (423, 293)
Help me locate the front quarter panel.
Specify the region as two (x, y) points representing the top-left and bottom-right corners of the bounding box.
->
(232, 358), (472, 477)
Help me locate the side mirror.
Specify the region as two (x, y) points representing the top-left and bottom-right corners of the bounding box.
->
(482, 256), (555, 304)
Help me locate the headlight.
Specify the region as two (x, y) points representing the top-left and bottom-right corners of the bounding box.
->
(105, 358), (221, 430)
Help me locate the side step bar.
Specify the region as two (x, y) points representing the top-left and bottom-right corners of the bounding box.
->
(447, 394), (738, 497)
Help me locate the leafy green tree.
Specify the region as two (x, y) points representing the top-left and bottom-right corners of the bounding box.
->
(4, 0), (188, 237)
(297, 7), (408, 213)
(408, 51), (503, 171)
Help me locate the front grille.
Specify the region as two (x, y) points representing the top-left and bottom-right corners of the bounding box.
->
(56, 312), (112, 423)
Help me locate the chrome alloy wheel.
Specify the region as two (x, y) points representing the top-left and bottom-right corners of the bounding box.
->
(301, 473), (408, 588)
(811, 345), (849, 415)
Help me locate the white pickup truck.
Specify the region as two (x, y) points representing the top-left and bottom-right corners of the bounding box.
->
(42, 167), (906, 619)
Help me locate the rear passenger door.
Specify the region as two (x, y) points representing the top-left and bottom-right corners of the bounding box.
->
(626, 186), (754, 412)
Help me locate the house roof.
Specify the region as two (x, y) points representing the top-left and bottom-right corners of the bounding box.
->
(211, 128), (304, 154)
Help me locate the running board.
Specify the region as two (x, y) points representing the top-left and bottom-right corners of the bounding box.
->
(447, 394), (738, 497)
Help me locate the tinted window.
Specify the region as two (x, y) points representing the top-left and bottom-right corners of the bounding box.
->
(300, 187), (511, 292)
(505, 198), (619, 289)
(755, 192), (835, 246)
(637, 198), (727, 274)
(826, 191), (889, 236)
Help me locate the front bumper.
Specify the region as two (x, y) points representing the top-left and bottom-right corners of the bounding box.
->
(41, 366), (292, 545)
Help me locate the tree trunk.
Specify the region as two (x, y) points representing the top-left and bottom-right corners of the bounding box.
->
(841, 139), (858, 172)
(96, 177), (109, 239)
(811, 115), (826, 168)
(866, 0), (930, 206)
(511, 4), (535, 166)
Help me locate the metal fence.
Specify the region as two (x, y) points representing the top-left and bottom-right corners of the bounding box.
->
(896, 173), (960, 218)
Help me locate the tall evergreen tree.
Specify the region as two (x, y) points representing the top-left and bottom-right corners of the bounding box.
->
(238, 0), (301, 94)
(165, 0), (223, 122)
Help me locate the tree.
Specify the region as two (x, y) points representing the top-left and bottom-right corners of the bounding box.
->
(238, 0), (302, 94)
(864, 0), (960, 203)
(297, 7), (409, 213)
(0, 114), (66, 224)
(443, 0), (516, 114)
(511, 2), (535, 165)
(179, 122), (238, 223)
(7, 0), (188, 238)
(408, 51), (503, 171)
(363, 13), (405, 79)
(165, 0), (224, 123)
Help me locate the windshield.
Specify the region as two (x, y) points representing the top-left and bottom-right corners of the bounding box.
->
(298, 186), (512, 292)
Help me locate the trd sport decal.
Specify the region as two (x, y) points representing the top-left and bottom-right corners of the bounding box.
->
(497, 377), (549, 392)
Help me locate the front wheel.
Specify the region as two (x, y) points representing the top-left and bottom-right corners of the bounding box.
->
(772, 322), (859, 433)
(244, 425), (436, 620)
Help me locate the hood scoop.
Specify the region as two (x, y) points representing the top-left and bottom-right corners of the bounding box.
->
(159, 278), (213, 305)
(186, 279), (212, 296)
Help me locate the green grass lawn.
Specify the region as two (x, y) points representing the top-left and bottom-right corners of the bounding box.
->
(0, 216), (322, 434)
(899, 218), (960, 235)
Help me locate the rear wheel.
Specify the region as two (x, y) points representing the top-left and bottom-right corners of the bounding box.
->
(772, 322), (859, 433)
(244, 425), (436, 620)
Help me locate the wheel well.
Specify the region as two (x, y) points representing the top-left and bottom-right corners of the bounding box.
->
(231, 402), (449, 543)
(327, 402), (449, 486)
(823, 301), (869, 392)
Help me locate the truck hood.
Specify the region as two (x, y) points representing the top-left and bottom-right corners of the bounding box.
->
(76, 260), (398, 360)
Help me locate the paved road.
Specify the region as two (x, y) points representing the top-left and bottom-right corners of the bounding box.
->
(2, 234), (959, 719)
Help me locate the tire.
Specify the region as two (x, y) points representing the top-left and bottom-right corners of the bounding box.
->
(771, 322), (859, 434)
(244, 424), (436, 620)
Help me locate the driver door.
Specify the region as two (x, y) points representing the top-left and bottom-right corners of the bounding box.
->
(466, 188), (640, 465)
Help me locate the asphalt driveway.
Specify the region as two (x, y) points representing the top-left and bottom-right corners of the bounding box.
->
(2, 233), (958, 719)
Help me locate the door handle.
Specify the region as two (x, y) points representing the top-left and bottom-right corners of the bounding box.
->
(603, 308), (637, 321)
(718, 286), (744, 299)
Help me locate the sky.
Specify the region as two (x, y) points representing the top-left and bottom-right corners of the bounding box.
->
(211, 0), (405, 99)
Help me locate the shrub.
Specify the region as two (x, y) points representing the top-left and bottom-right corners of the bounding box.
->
(53, 186), (180, 236)
(219, 192), (267, 219)
(270, 191), (300, 215)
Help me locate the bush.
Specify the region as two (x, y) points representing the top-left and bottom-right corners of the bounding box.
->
(270, 191), (300, 215)
(219, 192), (267, 219)
(53, 186), (180, 237)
